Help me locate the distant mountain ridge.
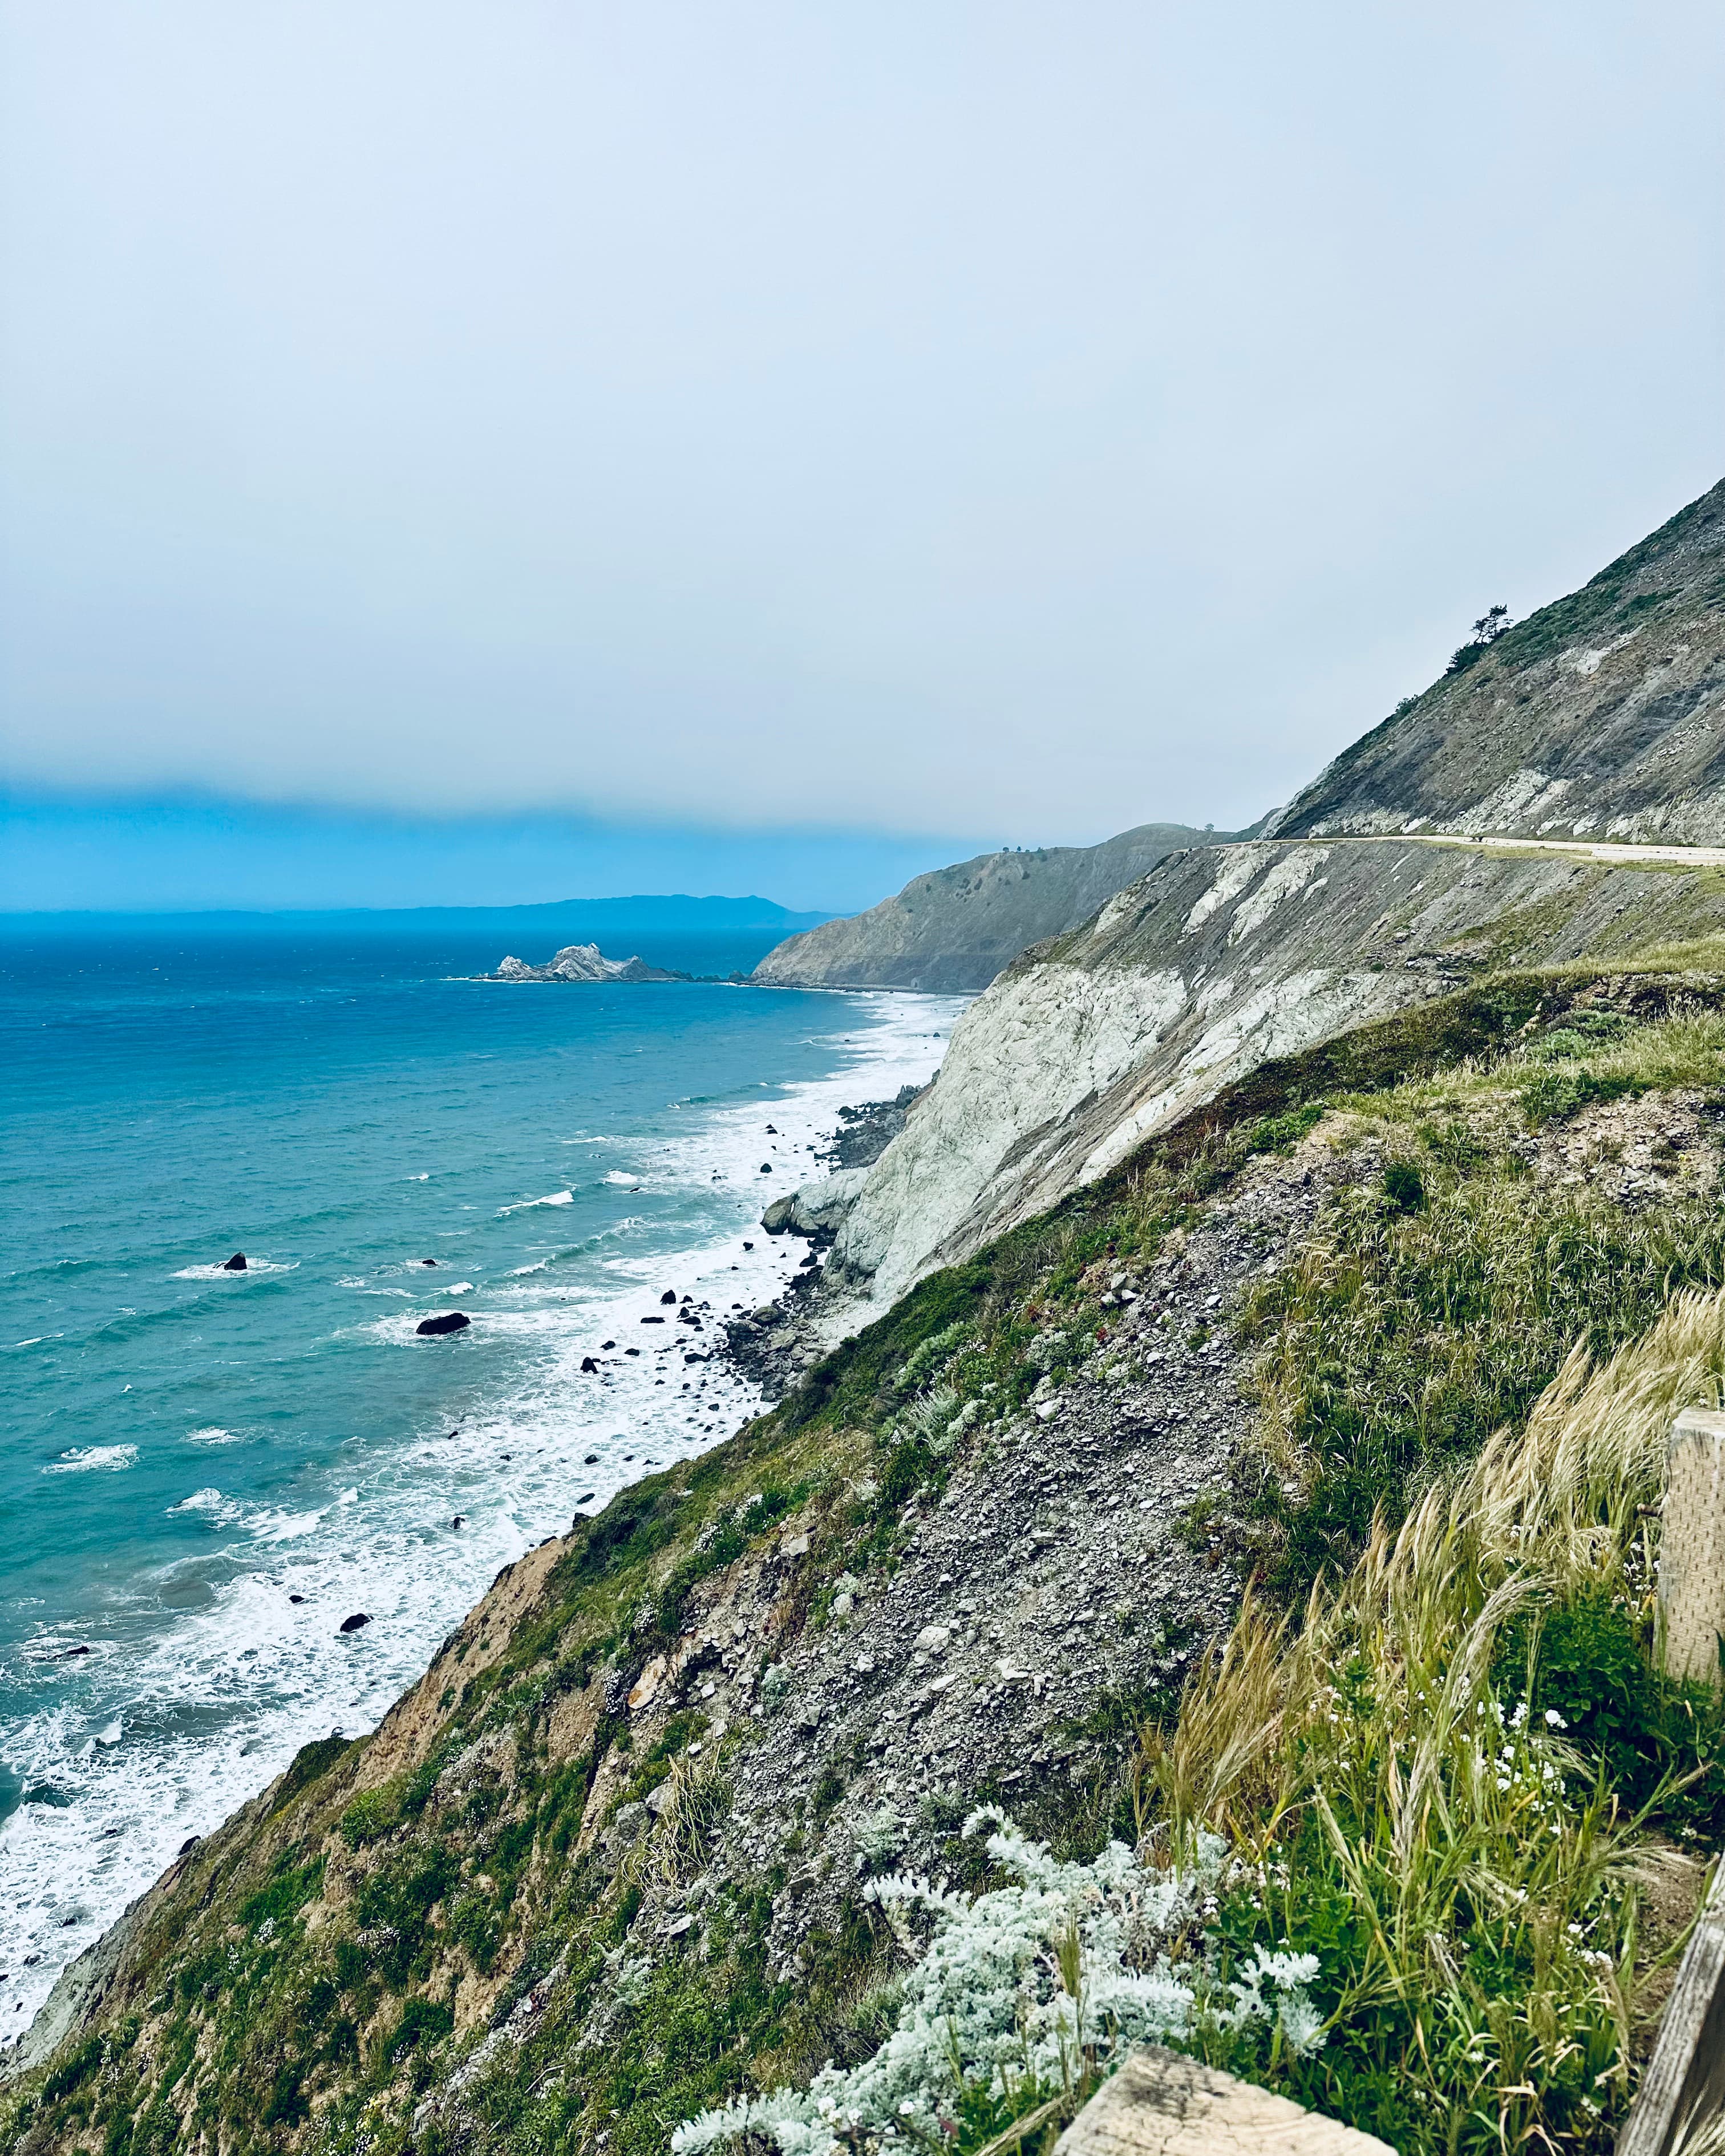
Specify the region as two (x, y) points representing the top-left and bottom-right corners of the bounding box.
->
(2, 894), (830, 938)
(750, 822), (1237, 992)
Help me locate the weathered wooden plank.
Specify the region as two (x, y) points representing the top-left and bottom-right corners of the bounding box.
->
(1619, 1859), (1725, 2156)
(1054, 2048), (1396, 2156)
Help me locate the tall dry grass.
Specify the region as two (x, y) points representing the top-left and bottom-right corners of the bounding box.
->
(1137, 1286), (1725, 2152)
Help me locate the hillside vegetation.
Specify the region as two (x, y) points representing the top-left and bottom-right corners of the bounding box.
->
(9, 949), (1725, 2156)
(1273, 474), (1725, 843)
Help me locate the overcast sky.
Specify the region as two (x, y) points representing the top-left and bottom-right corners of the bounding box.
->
(2, 1), (1722, 905)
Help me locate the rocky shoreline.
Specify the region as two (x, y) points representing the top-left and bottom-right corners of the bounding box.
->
(718, 1088), (917, 1400)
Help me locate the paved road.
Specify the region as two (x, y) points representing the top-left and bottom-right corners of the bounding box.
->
(1322, 831), (1725, 870)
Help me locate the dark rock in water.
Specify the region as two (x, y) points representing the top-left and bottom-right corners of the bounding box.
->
(416, 1311), (471, 1336)
(799, 1251), (820, 1269)
(577, 1493), (595, 1507)
(742, 1241), (754, 1251)
(760, 1163), (773, 1173)
(178, 1837), (200, 1857)
(659, 1288), (678, 1304)
(625, 1347), (641, 1356)
(601, 1339), (616, 1349)
(222, 1252), (247, 1272)
(339, 1612), (370, 1634)
(640, 1315), (665, 1325)
(765, 1124), (778, 1134)
(420, 1258), (438, 1266)
(62, 1644), (91, 1659)
(288, 1594), (306, 1604)
(584, 1452), (599, 1464)
(580, 1355), (600, 1373)
(450, 1514), (467, 1530)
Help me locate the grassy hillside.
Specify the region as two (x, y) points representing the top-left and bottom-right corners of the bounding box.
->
(1273, 475), (1725, 842)
(9, 951), (1725, 2156)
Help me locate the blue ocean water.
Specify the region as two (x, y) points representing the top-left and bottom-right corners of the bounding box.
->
(0, 919), (960, 2028)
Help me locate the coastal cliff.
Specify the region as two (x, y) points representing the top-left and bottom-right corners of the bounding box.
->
(750, 824), (1236, 992)
(10, 961), (1725, 2156)
(10, 478), (1725, 2156)
(828, 830), (1725, 1304)
(816, 478), (1725, 1304)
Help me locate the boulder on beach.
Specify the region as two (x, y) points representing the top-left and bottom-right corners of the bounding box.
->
(416, 1311), (471, 1336)
(222, 1252), (247, 1271)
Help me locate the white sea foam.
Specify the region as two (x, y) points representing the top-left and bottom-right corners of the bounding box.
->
(603, 1170), (644, 1186)
(169, 1259), (299, 1280)
(185, 1426), (242, 1446)
(0, 989), (966, 2036)
(496, 1190), (574, 1214)
(41, 1446), (137, 1476)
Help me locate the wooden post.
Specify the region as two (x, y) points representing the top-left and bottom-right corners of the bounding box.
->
(1659, 1408), (1725, 1689)
(1617, 1859), (1725, 2156)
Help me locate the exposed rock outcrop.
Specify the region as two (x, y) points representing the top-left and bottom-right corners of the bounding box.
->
(751, 824), (1240, 992)
(760, 1165), (870, 1240)
(489, 943), (685, 983)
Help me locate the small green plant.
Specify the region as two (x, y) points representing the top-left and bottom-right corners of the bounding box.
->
(1499, 1588), (1725, 1835)
(1380, 1160), (1425, 1213)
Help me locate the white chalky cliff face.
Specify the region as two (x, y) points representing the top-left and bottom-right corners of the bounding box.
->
(829, 832), (1725, 1303)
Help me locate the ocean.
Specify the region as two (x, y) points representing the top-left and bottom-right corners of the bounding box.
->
(0, 917), (961, 2031)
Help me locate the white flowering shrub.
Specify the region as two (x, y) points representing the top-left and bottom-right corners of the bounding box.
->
(1222, 1950), (1326, 2060)
(854, 1806), (905, 1866)
(672, 1809), (1221, 2156)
